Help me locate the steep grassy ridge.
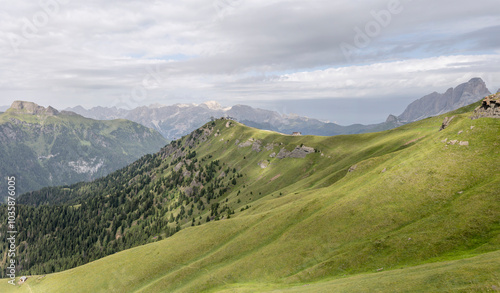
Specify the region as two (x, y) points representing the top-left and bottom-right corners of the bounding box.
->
(2, 103), (499, 292)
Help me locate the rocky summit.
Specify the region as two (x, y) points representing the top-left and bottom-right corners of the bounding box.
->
(398, 77), (491, 122)
(9, 101), (60, 116)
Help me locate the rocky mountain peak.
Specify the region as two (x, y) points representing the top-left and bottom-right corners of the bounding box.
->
(468, 77), (484, 83)
(385, 114), (398, 123)
(9, 101), (60, 116)
(458, 77), (489, 97)
(200, 101), (222, 110)
(397, 78), (491, 122)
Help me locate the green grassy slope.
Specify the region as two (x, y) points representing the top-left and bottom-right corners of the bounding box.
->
(2, 103), (499, 292)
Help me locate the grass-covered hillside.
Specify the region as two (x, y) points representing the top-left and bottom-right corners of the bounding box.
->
(0, 101), (167, 199)
(2, 102), (499, 292)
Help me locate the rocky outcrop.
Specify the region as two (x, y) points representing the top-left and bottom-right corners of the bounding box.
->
(9, 101), (60, 116)
(276, 145), (315, 159)
(442, 139), (469, 146)
(238, 138), (262, 152)
(471, 93), (500, 119)
(258, 160), (269, 169)
(264, 143), (278, 151)
(251, 140), (262, 152)
(238, 139), (253, 148)
(439, 116), (455, 131)
(398, 78), (491, 122)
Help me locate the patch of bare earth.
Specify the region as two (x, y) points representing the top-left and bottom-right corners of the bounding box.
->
(269, 174), (281, 182)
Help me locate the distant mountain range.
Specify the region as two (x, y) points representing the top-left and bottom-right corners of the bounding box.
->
(0, 101), (167, 200)
(0, 78), (489, 200)
(66, 102), (402, 141)
(398, 77), (491, 122)
(67, 78), (491, 140)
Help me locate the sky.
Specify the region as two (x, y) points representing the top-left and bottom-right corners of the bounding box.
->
(0, 0), (499, 124)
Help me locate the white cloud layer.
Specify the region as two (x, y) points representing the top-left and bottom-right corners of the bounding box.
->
(277, 55), (500, 99)
(0, 0), (499, 119)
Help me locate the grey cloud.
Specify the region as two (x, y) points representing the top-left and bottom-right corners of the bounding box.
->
(0, 0), (499, 115)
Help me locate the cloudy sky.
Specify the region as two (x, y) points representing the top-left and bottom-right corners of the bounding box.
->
(1, 0), (499, 124)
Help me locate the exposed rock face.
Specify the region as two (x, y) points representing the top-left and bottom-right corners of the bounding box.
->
(251, 140), (262, 152)
(385, 114), (399, 123)
(439, 116), (455, 131)
(276, 145), (315, 159)
(258, 160), (269, 169)
(237, 138), (262, 152)
(444, 139), (469, 146)
(264, 143), (278, 151)
(68, 158), (105, 174)
(383, 114), (405, 130)
(471, 93), (500, 119)
(398, 78), (491, 122)
(238, 140), (253, 148)
(9, 101), (60, 116)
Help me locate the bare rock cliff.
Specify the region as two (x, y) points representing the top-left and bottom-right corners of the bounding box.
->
(398, 78), (491, 122)
(9, 101), (60, 116)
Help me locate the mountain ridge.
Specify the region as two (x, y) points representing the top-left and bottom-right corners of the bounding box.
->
(65, 78), (491, 141)
(0, 101), (168, 199)
(66, 101), (402, 140)
(397, 77), (491, 122)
